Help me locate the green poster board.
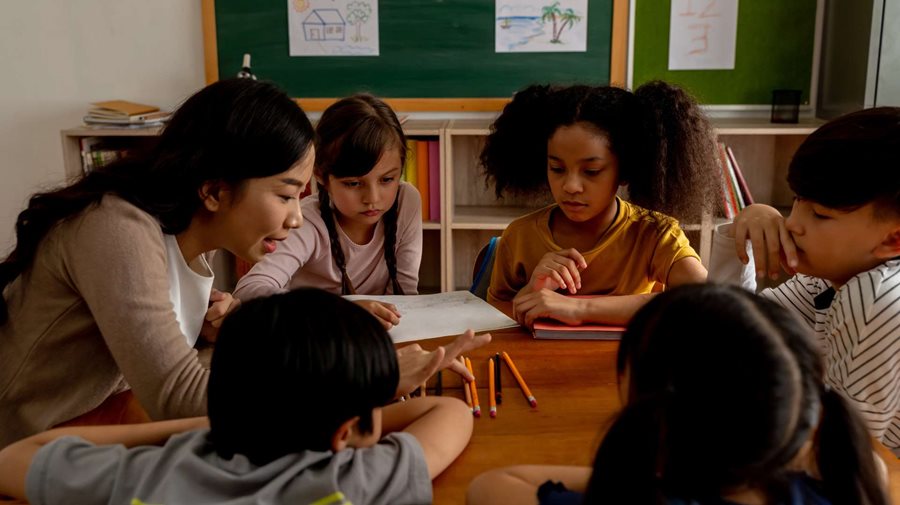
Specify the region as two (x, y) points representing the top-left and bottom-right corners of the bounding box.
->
(632, 0), (817, 105)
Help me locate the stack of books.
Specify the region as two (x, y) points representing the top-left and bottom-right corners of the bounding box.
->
(84, 100), (170, 127)
(400, 138), (441, 223)
(717, 142), (754, 219)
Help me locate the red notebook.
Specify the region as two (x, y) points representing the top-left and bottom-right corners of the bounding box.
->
(532, 319), (625, 340)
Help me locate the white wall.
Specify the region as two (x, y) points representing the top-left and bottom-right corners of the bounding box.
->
(878, 0), (900, 105)
(0, 0), (205, 253)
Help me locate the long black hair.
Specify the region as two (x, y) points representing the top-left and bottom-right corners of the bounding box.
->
(207, 288), (398, 465)
(0, 78), (315, 324)
(584, 284), (888, 505)
(314, 94), (407, 295)
(480, 81), (720, 223)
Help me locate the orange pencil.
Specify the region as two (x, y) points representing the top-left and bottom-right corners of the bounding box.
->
(501, 351), (537, 408)
(460, 356), (473, 411)
(487, 357), (497, 418)
(465, 357), (481, 417)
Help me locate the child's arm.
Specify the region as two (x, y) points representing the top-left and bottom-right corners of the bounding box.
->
(729, 203), (798, 280)
(512, 290), (653, 326)
(381, 397), (473, 479)
(0, 417), (208, 500)
(466, 465), (592, 505)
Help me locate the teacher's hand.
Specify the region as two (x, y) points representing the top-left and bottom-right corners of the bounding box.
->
(394, 329), (492, 397)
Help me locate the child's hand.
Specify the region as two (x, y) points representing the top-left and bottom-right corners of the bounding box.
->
(732, 203), (798, 279)
(394, 329), (492, 397)
(513, 289), (584, 328)
(353, 300), (402, 329)
(529, 249), (588, 294)
(199, 289), (240, 344)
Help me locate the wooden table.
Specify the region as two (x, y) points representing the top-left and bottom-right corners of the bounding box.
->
(423, 328), (900, 505)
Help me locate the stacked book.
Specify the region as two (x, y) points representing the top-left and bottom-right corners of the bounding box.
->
(717, 142), (754, 220)
(84, 100), (170, 127)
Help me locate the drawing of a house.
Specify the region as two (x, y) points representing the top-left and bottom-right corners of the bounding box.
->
(303, 9), (346, 41)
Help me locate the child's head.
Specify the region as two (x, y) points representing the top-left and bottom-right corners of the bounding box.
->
(784, 107), (900, 284)
(314, 94), (407, 294)
(207, 288), (398, 466)
(480, 81), (719, 223)
(585, 284), (887, 505)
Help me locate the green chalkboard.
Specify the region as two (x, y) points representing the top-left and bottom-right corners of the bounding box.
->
(632, 0), (817, 105)
(213, 0), (613, 99)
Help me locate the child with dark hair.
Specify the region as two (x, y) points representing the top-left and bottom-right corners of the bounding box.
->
(235, 94), (421, 330)
(0, 78), (317, 446)
(482, 82), (721, 327)
(0, 289), (473, 504)
(709, 107), (900, 456)
(468, 284), (890, 505)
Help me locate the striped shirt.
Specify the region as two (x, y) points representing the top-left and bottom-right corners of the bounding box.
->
(709, 225), (900, 456)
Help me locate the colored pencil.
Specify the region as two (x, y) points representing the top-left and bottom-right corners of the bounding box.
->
(460, 356), (472, 411)
(488, 357), (497, 418)
(494, 353), (502, 404)
(436, 370), (443, 396)
(420, 382), (427, 397)
(501, 351), (537, 408)
(465, 356), (481, 417)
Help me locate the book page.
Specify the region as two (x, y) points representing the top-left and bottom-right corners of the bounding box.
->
(344, 291), (518, 343)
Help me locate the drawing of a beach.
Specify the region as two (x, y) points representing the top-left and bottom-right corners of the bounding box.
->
(495, 0), (588, 53)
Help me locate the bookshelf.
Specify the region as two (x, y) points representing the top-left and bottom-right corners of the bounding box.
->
(60, 117), (823, 293)
(61, 126), (163, 180)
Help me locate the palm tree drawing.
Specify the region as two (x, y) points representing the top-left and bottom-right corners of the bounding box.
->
(346, 1), (371, 42)
(541, 2), (582, 44)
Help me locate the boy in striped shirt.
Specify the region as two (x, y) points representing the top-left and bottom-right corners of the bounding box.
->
(710, 107), (900, 456)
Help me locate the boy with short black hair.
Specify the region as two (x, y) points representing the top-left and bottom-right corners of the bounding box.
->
(0, 288), (473, 504)
(710, 107), (900, 455)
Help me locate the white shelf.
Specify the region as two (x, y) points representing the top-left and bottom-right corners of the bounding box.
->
(711, 117), (824, 135)
(423, 221), (441, 230)
(451, 205), (538, 230)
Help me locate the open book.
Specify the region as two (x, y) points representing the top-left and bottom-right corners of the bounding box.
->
(344, 290), (518, 343)
(532, 320), (625, 340)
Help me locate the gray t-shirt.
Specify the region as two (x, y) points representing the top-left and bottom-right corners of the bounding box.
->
(26, 429), (431, 505)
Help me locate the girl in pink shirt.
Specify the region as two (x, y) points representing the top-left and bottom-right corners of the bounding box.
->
(234, 95), (422, 328)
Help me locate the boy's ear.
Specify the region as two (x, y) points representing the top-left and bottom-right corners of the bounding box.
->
(874, 226), (900, 259)
(199, 181), (225, 212)
(330, 416), (360, 452)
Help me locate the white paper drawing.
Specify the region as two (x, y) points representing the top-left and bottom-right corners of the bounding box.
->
(288, 0), (379, 56)
(496, 0), (588, 53)
(344, 291), (518, 343)
(668, 0), (739, 70)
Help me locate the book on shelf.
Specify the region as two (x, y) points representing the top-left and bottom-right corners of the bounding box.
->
(79, 137), (131, 173)
(416, 140), (430, 221)
(726, 146), (754, 205)
(403, 139), (418, 188)
(427, 140), (440, 221)
(533, 319), (625, 340)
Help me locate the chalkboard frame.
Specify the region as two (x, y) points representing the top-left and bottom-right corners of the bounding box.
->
(201, 0), (629, 111)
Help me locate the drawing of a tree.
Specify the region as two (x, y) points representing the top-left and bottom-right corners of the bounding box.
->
(346, 2), (372, 42)
(542, 2), (582, 44)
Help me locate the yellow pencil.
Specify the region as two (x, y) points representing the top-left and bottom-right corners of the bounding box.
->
(460, 356), (473, 411)
(421, 382), (427, 397)
(488, 357), (497, 418)
(465, 356), (481, 417)
(501, 351), (537, 408)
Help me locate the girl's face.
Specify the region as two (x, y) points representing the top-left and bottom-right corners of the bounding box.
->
(547, 123), (623, 226)
(323, 147), (403, 241)
(216, 147), (315, 262)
